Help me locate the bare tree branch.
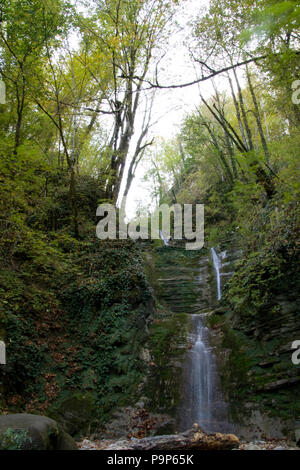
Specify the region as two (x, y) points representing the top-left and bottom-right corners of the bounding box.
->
(119, 55), (269, 90)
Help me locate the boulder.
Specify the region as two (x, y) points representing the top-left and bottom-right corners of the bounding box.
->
(0, 413), (77, 450)
(50, 392), (96, 436)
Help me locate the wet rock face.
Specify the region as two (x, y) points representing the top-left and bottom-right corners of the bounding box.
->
(143, 248), (213, 424)
(208, 246), (300, 439)
(228, 295), (300, 428)
(142, 247), (210, 426)
(0, 413), (77, 450)
(97, 405), (175, 440)
(142, 243), (299, 442)
(146, 247), (213, 315)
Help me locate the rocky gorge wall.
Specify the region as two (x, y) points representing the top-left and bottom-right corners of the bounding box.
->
(142, 240), (300, 441)
(206, 243), (300, 441)
(0, 239), (154, 437)
(2, 231), (297, 443)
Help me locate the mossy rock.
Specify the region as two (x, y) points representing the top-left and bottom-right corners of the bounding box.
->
(0, 413), (77, 450)
(50, 392), (96, 436)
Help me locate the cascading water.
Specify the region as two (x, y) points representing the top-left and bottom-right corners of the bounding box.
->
(179, 313), (231, 433)
(183, 314), (212, 429)
(159, 230), (169, 246)
(211, 248), (222, 301)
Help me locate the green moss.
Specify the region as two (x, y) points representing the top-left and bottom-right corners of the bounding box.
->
(142, 246), (202, 416)
(144, 312), (189, 415)
(212, 313), (300, 423)
(0, 428), (32, 450)
(0, 238), (152, 432)
(220, 325), (253, 397)
(48, 392), (97, 436)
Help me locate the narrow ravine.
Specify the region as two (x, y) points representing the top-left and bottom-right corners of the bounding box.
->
(78, 243), (299, 450)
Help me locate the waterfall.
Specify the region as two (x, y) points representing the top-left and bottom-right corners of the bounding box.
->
(180, 314), (231, 433)
(211, 248), (221, 301)
(155, 248), (234, 434)
(159, 230), (169, 246)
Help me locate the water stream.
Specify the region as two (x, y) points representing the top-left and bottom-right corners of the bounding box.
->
(180, 314), (212, 429)
(179, 313), (231, 433)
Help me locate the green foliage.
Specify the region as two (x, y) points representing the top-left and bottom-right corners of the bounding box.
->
(0, 0), (299, 435)
(244, 1), (300, 42)
(0, 235), (152, 429)
(144, 311), (189, 415)
(225, 203), (300, 319)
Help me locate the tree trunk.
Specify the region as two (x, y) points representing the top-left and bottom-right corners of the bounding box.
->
(204, 122), (234, 184)
(246, 65), (271, 164)
(14, 79), (25, 155)
(228, 73), (248, 151)
(233, 68), (254, 151)
(224, 129), (238, 179)
(69, 167), (79, 239)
